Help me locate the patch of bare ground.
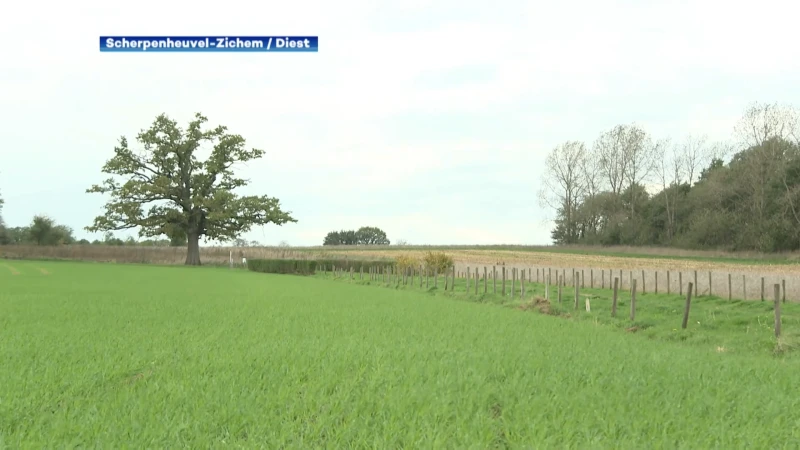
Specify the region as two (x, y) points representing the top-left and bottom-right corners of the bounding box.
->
(517, 297), (555, 315)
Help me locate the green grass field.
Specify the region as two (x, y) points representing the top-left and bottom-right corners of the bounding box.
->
(321, 268), (800, 359)
(3, 261), (800, 448)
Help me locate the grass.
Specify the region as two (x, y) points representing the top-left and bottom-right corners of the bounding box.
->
(321, 268), (800, 359)
(3, 260), (800, 447)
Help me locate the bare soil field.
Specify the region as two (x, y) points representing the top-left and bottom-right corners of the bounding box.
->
(3, 244), (800, 301)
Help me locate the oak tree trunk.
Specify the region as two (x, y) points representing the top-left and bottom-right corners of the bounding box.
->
(185, 232), (201, 265)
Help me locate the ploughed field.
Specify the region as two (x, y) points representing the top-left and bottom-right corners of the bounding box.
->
(1, 260), (799, 447)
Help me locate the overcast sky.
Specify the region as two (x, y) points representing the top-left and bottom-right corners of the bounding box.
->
(1, 0), (798, 246)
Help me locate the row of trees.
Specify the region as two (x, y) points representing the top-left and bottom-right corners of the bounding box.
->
(0, 215), (76, 246)
(539, 101), (800, 252)
(0, 212), (185, 247)
(323, 226), (390, 245)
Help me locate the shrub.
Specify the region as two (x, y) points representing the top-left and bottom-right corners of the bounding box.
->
(316, 258), (392, 272)
(395, 254), (419, 272)
(422, 251), (453, 274)
(248, 259), (316, 275)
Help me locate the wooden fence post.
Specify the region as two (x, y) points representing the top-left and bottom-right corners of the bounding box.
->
(642, 270), (646, 294)
(590, 269), (594, 288)
(761, 277), (765, 301)
(630, 279), (637, 321)
(484, 267), (487, 293)
(581, 270), (585, 288)
(502, 267), (507, 296)
(708, 271), (712, 297)
(679, 272), (683, 296)
(775, 283), (782, 337)
(667, 271), (671, 295)
(493, 266), (497, 294)
(475, 267), (479, 295)
(574, 273), (580, 309)
(511, 268), (516, 298)
(545, 274), (550, 300)
(557, 275), (562, 304)
(743, 275), (747, 301)
(612, 277), (619, 318)
(782, 279), (786, 303)
(729, 274), (732, 300)
(682, 282), (693, 329)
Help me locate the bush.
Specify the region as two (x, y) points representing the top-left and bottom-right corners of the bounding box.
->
(316, 258), (392, 272)
(422, 251), (453, 274)
(248, 259), (316, 275)
(395, 254), (419, 272)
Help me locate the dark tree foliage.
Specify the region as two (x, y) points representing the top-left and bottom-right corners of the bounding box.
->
(550, 138), (800, 252)
(322, 227), (389, 245)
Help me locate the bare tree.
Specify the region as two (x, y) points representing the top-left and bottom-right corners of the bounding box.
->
(594, 126), (629, 196)
(623, 124), (657, 197)
(581, 145), (604, 199)
(655, 138), (688, 242)
(735, 102), (796, 148)
(731, 102), (799, 241)
(681, 134), (710, 186)
(538, 141), (587, 242)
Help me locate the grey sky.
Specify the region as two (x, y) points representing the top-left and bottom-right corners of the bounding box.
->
(1, 0), (798, 245)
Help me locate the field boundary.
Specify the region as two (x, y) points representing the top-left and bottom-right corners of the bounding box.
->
(310, 264), (795, 357)
(5, 243), (800, 266)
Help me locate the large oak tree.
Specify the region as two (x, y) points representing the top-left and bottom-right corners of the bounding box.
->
(86, 113), (297, 265)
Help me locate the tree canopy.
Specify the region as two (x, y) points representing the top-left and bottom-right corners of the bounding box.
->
(323, 226), (390, 246)
(539, 102), (800, 252)
(86, 112), (297, 264)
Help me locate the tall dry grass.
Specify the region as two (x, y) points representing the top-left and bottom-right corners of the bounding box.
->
(4, 243), (800, 266)
(281, 244), (800, 261)
(0, 245), (336, 265)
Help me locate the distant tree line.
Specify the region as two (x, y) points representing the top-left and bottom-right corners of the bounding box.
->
(323, 226), (390, 245)
(0, 214), (188, 247)
(539, 101), (800, 252)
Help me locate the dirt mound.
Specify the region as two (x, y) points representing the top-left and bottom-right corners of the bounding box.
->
(518, 297), (552, 315)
